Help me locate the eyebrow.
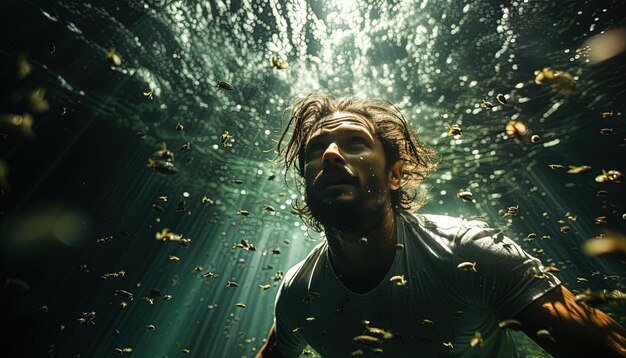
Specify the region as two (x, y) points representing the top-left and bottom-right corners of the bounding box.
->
(306, 128), (371, 147)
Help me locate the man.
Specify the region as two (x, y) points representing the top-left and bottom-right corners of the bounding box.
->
(256, 93), (626, 357)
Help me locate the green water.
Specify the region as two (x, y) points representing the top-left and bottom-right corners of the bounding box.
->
(0, 0), (624, 357)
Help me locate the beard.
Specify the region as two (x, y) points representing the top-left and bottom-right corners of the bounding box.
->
(305, 185), (389, 232)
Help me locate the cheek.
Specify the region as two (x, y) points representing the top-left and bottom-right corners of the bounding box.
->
(303, 164), (318, 184)
(362, 170), (389, 191)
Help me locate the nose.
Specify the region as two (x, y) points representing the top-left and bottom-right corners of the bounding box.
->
(322, 143), (345, 166)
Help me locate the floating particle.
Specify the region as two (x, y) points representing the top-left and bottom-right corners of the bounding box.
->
(154, 143), (174, 161)
(271, 56), (288, 69)
(96, 235), (113, 244)
(536, 329), (556, 343)
(534, 67), (575, 93)
(220, 131), (233, 148)
(503, 205), (519, 217)
(353, 335), (381, 345)
(4, 277), (31, 291)
(498, 319), (523, 330)
(457, 191), (474, 202)
(595, 170), (623, 183)
(543, 266), (560, 273)
(447, 124), (462, 136)
(180, 142), (191, 152)
(147, 159), (177, 175)
(505, 121), (528, 138)
(155, 228), (190, 246)
(470, 332), (483, 347)
(106, 48), (122, 66)
(457, 261), (477, 272)
(17, 87), (50, 113)
(215, 80), (234, 91)
(567, 165), (591, 174)
(272, 271), (284, 281)
(582, 231), (626, 257)
(113, 347), (133, 354)
(480, 100), (493, 109)
(582, 28), (626, 64)
(389, 275), (407, 286)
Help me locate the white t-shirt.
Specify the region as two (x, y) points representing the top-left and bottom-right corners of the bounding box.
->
(273, 211), (561, 357)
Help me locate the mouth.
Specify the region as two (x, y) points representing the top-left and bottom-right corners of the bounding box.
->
(323, 182), (355, 188)
(314, 169), (357, 188)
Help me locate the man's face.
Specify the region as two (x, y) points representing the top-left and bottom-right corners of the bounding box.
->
(303, 112), (395, 230)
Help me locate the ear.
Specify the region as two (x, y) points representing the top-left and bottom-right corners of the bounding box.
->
(387, 160), (403, 191)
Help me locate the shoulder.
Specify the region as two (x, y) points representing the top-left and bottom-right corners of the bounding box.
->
(276, 241), (327, 304)
(402, 211), (499, 248)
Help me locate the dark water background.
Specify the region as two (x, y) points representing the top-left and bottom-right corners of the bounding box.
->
(0, 0), (625, 357)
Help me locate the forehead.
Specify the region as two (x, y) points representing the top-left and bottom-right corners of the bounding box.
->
(307, 111), (375, 142)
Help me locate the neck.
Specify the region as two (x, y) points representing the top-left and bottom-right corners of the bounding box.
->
(325, 205), (398, 292)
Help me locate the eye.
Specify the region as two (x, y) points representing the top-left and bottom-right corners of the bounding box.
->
(305, 145), (323, 161)
(345, 137), (368, 150)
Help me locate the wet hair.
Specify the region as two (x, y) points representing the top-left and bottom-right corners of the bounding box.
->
(275, 92), (440, 232)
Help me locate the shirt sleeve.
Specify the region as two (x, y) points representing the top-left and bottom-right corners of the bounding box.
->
(273, 271), (308, 356)
(449, 220), (561, 320)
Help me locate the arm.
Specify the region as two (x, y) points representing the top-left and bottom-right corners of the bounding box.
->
(513, 284), (626, 357)
(256, 323), (295, 358)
